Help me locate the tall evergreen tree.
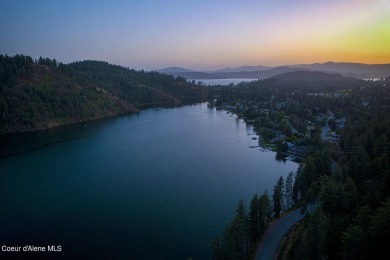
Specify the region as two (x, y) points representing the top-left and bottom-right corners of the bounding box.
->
(249, 193), (260, 242)
(285, 171), (294, 209)
(273, 176), (284, 218)
(259, 191), (272, 233)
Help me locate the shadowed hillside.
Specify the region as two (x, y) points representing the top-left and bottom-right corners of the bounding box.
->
(0, 54), (206, 133)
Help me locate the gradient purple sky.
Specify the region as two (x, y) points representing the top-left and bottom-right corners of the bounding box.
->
(1, 0), (389, 70)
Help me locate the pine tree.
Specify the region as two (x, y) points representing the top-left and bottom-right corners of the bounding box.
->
(273, 176), (284, 218)
(285, 171), (294, 209)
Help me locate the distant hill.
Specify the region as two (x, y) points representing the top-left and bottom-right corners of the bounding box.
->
(289, 62), (390, 79)
(211, 66), (299, 79)
(162, 71), (221, 79)
(312, 61), (390, 74)
(158, 62), (390, 80)
(158, 66), (303, 80)
(0, 55), (206, 133)
(215, 65), (271, 73)
(270, 70), (359, 82)
(257, 66), (306, 78)
(240, 70), (364, 91)
(157, 67), (195, 73)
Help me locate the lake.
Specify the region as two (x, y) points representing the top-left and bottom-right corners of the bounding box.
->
(194, 78), (256, 86)
(0, 103), (297, 259)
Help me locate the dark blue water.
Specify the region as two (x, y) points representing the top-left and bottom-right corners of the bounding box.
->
(194, 78), (254, 86)
(0, 103), (297, 259)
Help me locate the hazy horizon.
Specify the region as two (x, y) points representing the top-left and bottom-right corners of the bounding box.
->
(1, 0), (389, 71)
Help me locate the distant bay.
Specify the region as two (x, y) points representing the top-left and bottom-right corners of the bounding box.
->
(0, 103), (297, 259)
(194, 78), (256, 86)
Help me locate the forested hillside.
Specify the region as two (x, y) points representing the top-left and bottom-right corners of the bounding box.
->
(0, 54), (206, 133)
(66, 60), (206, 107)
(282, 80), (390, 259)
(210, 76), (390, 259)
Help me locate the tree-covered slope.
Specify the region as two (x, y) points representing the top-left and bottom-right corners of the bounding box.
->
(0, 54), (206, 133)
(66, 60), (206, 107)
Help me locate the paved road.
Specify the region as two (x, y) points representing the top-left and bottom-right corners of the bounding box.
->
(254, 204), (316, 260)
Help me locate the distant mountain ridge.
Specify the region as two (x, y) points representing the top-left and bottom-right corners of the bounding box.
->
(269, 70), (359, 82)
(157, 62), (390, 80)
(289, 62), (390, 78)
(214, 65), (271, 73)
(157, 67), (195, 73)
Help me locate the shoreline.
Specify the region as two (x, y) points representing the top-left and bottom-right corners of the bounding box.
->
(0, 110), (138, 135)
(211, 103), (305, 162)
(0, 101), (205, 135)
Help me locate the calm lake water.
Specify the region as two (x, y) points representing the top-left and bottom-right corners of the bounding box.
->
(0, 103), (297, 259)
(194, 78), (256, 86)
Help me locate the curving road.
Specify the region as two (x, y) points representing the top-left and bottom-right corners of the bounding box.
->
(254, 204), (316, 260)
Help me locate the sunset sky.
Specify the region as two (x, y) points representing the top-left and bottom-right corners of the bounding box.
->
(1, 0), (389, 70)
